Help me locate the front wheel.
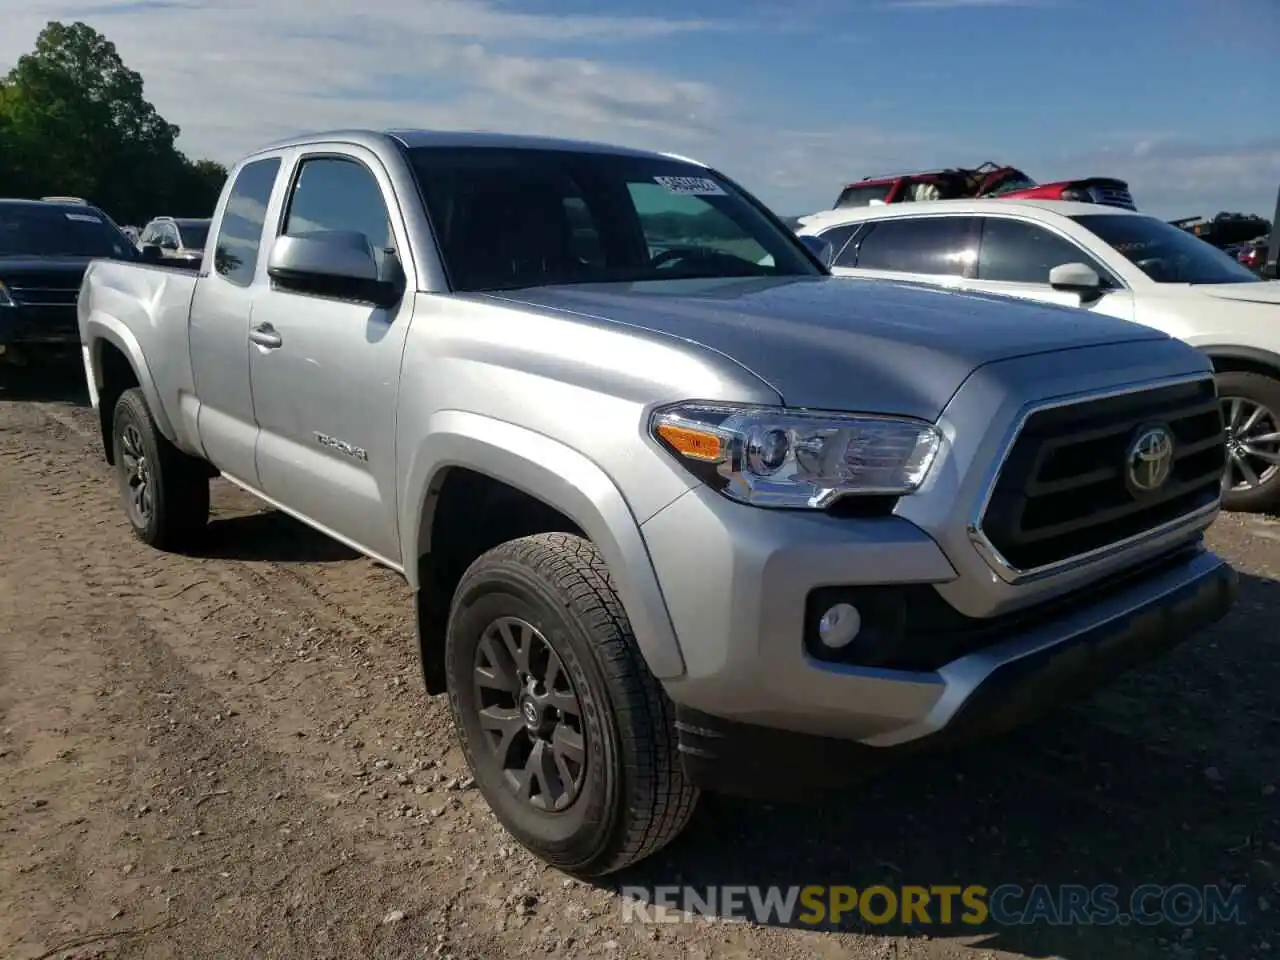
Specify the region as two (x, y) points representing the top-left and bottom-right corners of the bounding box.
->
(444, 532), (698, 877)
(1217, 371), (1280, 513)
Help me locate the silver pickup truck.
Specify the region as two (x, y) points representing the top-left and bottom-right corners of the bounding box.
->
(78, 128), (1237, 877)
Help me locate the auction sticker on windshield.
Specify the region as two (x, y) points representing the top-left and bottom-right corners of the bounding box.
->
(654, 175), (726, 196)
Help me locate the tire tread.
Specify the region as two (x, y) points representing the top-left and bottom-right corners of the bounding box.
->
(463, 532), (698, 875)
(1217, 370), (1280, 513)
(113, 388), (210, 551)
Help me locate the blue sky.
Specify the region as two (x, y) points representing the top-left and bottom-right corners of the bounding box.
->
(3, 0), (1278, 220)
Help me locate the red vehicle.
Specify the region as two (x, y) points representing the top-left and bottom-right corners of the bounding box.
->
(833, 162), (1137, 211)
(1238, 239), (1269, 273)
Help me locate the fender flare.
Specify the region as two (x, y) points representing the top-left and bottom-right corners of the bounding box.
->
(401, 410), (687, 680)
(1194, 343), (1280, 376)
(84, 313), (180, 444)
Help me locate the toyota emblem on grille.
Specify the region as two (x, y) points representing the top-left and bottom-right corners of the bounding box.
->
(1125, 424), (1175, 494)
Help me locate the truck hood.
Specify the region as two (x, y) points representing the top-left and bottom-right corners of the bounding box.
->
(0, 256), (95, 285)
(484, 275), (1168, 420)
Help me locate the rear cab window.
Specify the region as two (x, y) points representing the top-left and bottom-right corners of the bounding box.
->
(213, 157), (282, 286)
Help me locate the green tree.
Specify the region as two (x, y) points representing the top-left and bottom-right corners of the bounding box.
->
(0, 21), (225, 223)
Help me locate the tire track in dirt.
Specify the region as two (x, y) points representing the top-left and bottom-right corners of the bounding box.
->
(0, 402), (518, 958)
(5, 394), (1279, 960)
(7, 399), (864, 960)
(16, 400), (455, 746)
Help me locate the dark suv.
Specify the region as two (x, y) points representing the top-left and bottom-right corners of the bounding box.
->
(0, 198), (139, 364)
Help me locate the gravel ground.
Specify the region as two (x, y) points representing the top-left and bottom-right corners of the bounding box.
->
(1, 364), (1278, 960)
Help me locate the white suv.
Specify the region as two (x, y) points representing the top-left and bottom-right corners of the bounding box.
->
(796, 199), (1280, 512)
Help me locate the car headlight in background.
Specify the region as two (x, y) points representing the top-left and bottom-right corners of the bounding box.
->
(649, 401), (942, 508)
(0, 281), (14, 307)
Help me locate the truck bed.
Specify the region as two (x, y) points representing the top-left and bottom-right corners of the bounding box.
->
(77, 258), (202, 452)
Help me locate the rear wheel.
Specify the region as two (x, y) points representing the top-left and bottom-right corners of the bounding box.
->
(1217, 371), (1280, 513)
(444, 532), (698, 877)
(111, 387), (210, 550)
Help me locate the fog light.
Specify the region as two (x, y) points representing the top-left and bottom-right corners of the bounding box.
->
(817, 603), (862, 649)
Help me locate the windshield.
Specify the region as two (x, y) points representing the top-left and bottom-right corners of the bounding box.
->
(0, 205), (137, 259)
(983, 174), (1037, 197)
(1073, 213), (1260, 285)
(178, 222), (210, 249)
(405, 147), (821, 292)
(834, 184), (892, 208)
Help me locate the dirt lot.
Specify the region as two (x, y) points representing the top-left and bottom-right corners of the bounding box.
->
(1, 365), (1278, 960)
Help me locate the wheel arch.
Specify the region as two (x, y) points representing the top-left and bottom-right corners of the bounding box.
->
(402, 411), (688, 693)
(85, 317), (178, 464)
(1200, 344), (1280, 382)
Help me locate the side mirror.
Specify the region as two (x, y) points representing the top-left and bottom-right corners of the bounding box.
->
(139, 244), (163, 263)
(1049, 261), (1102, 293)
(799, 234), (834, 267)
(267, 231), (403, 307)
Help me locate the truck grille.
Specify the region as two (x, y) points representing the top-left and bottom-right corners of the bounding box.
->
(1088, 184), (1136, 210)
(6, 285), (80, 339)
(9, 286), (79, 307)
(978, 378), (1225, 573)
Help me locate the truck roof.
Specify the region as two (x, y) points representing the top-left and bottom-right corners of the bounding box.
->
(251, 128), (706, 166)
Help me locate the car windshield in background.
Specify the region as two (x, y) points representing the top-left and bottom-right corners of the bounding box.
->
(0, 204), (136, 259)
(983, 175), (1037, 196)
(405, 146), (822, 292)
(834, 184), (892, 208)
(178, 222), (210, 249)
(1073, 213), (1261, 285)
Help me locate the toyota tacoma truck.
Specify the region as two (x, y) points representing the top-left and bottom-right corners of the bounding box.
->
(78, 128), (1237, 877)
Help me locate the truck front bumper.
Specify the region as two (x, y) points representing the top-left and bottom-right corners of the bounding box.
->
(641, 487), (1236, 800)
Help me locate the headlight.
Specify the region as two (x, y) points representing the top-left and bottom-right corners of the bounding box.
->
(0, 282), (14, 307)
(649, 402), (942, 508)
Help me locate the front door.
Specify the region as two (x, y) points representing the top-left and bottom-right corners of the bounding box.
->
(247, 148), (413, 566)
(961, 215), (1136, 321)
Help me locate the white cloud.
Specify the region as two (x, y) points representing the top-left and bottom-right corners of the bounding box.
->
(0, 0), (950, 213)
(0, 0), (730, 154)
(1048, 137), (1280, 218)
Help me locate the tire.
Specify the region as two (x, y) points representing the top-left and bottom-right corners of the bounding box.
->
(1217, 371), (1280, 513)
(445, 532), (698, 877)
(111, 387), (210, 550)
